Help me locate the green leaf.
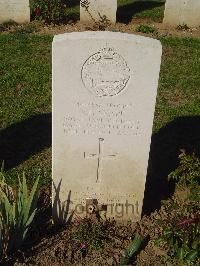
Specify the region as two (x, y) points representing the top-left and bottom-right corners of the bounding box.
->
(164, 228), (173, 237)
(126, 233), (143, 257)
(24, 176), (39, 224)
(119, 234), (142, 266)
(25, 209), (37, 228)
(185, 250), (198, 262)
(176, 247), (185, 261)
(119, 256), (129, 266)
(0, 172), (39, 257)
(192, 235), (200, 249)
(0, 161), (5, 173)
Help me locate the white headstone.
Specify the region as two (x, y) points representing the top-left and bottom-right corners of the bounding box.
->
(52, 31), (162, 221)
(163, 0), (200, 27)
(0, 0), (30, 24)
(80, 0), (117, 24)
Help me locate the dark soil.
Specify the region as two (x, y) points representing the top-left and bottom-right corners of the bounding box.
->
(4, 186), (171, 266)
(10, 184), (198, 266)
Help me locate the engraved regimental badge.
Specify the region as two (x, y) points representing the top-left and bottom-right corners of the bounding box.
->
(81, 47), (130, 97)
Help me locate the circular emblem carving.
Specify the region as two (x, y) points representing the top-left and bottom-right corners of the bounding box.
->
(81, 47), (130, 97)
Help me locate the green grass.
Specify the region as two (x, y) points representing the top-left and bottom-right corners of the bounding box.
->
(0, 34), (52, 128)
(0, 33), (199, 187)
(136, 24), (156, 33)
(49, 0), (166, 23)
(155, 37), (200, 130)
(0, 34), (52, 187)
(117, 0), (165, 22)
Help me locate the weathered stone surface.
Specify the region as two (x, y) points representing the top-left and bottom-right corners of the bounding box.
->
(163, 0), (200, 27)
(80, 0), (117, 24)
(0, 0), (30, 24)
(52, 31), (162, 221)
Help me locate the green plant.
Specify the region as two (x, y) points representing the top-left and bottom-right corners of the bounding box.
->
(156, 152), (200, 265)
(157, 216), (199, 264)
(119, 233), (143, 265)
(30, 0), (68, 23)
(168, 151), (200, 186)
(0, 172), (39, 259)
(0, 163), (14, 204)
(136, 24), (156, 34)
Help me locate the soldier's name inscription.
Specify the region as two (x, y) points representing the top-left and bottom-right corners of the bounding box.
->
(63, 102), (141, 136)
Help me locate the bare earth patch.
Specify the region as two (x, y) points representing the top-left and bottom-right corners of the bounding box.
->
(1, 19), (200, 38)
(9, 186), (171, 266)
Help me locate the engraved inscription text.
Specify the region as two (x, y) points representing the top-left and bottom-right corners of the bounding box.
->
(63, 102), (141, 136)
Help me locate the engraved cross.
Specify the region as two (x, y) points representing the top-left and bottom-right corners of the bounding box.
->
(84, 138), (117, 183)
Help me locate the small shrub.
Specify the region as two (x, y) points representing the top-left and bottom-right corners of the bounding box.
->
(30, 0), (68, 24)
(0, 172), (39, 259)
(168, 151), (200, 186)
(156, 151), (200, 265)
(136, 24), (156, 34)
(157, 215), (199, 264)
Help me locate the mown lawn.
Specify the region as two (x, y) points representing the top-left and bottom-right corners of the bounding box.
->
(0, 34), (53, 187)
(0, 32), (199, 187)
(155, 37), (200, 130)
(117, 0), (165, 22)
(65, 0), (165, 23)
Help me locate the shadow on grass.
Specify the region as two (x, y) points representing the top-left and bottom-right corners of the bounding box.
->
(0, 113), (51, 170)
(1, 114), (200, 218)
(68, 0), (80, 7)
(142, 116), (200, 216)
(117, 1), (165, 24)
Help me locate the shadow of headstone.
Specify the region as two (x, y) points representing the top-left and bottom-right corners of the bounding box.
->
(142, 116), (200, 216)
(117, 0), (165, 24)
(68, 0), (80, 7)
(0, 113), (51, 170)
